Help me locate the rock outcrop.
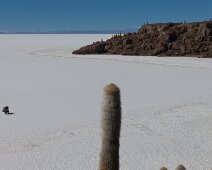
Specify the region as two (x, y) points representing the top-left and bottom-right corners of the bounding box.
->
(73, 21), (212, 57)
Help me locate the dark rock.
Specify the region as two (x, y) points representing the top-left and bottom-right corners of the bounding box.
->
(73, 21), (212, 57)
(206, 22), (212, 29)
(72, 42), (107, 54)
(124, 39), (133, 45)
(206, 29), (212, 36)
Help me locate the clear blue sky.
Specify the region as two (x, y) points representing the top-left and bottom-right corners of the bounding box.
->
(0, 0), (212, 32)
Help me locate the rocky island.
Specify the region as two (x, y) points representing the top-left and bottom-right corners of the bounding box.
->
(73, 21), (212, 57)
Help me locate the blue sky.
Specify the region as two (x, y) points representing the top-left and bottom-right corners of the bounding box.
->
(0, 0), (212, 32)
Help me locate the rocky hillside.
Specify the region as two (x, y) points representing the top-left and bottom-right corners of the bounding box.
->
(73, 21), (212, 57)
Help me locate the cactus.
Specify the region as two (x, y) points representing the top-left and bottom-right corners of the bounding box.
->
(175, 164), (186, 170)
(99, 83), (122, 170)
(160, 167), (168, 170)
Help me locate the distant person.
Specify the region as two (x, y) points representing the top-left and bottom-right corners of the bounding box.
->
(2, 106), (9, 114)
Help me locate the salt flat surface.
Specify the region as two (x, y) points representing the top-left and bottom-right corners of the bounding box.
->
(0, 34), (211, 170)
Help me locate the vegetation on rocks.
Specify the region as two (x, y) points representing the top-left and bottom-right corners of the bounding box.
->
(73, 21), (212, 57)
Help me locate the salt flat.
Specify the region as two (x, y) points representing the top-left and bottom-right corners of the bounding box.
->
(0, 34), (211, 170)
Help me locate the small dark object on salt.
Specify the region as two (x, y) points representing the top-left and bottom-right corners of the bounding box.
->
(2, 106), (9, 114)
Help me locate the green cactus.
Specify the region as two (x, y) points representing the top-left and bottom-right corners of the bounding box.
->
(99, 83), (122, 170)
(175, 164), (186, 170)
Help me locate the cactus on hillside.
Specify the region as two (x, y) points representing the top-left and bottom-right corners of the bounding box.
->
(99, 83), (122, 170)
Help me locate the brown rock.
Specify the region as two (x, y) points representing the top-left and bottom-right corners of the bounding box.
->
(73, 21), (212, 57)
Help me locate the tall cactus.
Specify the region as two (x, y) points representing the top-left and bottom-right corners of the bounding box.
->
(99, 83), (122, 170)
(175, 165), (186, 170)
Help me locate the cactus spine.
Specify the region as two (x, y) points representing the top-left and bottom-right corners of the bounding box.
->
(99, 83), (122, 170)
